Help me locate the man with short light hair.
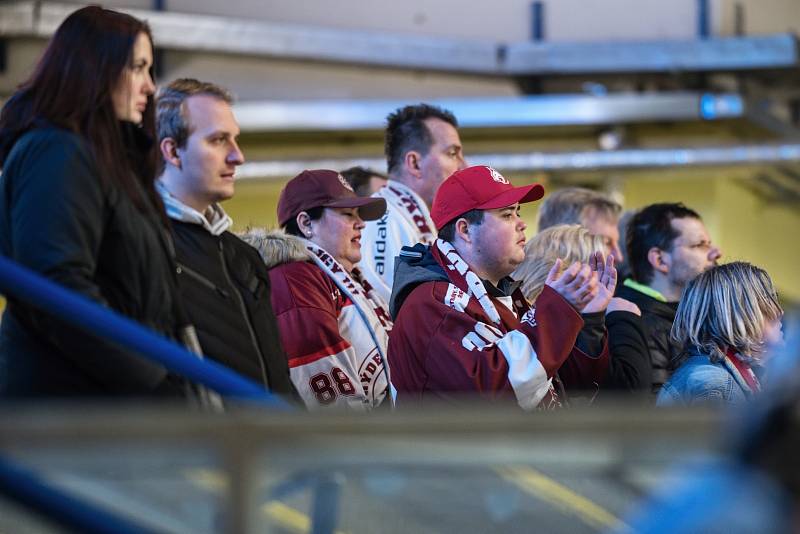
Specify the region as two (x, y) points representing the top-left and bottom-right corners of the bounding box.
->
(537, 187), (624, 263)
(156, 78), (295, 398)
(620, 202), (722, 394)
(358, 103), (468, 303)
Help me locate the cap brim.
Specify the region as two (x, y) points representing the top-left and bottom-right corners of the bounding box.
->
(477, 183), (545, 210)
(324, 197), (387, 221)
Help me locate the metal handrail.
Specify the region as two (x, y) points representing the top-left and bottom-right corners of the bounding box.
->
(0, 252), (301, 532)
(0, 254), (289, 406)
(0, 456), (159, 534)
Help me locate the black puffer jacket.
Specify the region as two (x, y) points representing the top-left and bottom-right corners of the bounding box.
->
(170, 221), (296, 396)
(617, 284), (680, 394)
(0, 126), (187, 397)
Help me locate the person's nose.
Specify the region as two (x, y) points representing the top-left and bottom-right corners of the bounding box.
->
(612, 242), (624, 263)
(227, 140), (245, 166)
(709, 244), (722, 263)
(143, 72), (156, 96)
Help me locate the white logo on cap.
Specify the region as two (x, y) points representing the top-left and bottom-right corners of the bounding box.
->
(487, 166), (509, 185)
(338, 174), (354, 192)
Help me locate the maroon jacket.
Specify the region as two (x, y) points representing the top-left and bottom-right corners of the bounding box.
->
(388, 243), (605, 409)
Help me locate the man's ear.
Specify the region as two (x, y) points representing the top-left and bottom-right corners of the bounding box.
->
(455, 217), (471, 244)
(647, 247), (670, 275)
(403, 150), (423, 179)
(159, 137), (181, 170)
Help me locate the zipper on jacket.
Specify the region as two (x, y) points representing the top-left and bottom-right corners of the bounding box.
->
(176, 263), (231, 299)
(217, 241), (270, 387)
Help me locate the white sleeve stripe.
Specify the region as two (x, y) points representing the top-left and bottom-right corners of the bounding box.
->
(496, 330), (551, 410)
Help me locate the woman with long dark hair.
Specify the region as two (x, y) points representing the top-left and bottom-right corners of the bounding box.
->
(0, 6), (190, 397)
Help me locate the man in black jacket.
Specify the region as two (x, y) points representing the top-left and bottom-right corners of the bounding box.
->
(155, 78), (295, 398)
(621, 203), (722, 395)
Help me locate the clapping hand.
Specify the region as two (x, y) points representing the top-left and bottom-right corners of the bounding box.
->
(544, 258), (598, 312)
(582, 251), (617, 314)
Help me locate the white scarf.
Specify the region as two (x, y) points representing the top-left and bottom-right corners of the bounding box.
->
(302, 239), (394, 399)
(157, 181), (233, 236)
(381, 180), (437, 245)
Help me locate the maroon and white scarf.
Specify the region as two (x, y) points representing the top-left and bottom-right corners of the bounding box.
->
(302, 239), (394, 401)
(380, 181), (437, 245)
(431, 239), (504, 324)
(303, 240), (393, 331)
(430, 238), (562, 409)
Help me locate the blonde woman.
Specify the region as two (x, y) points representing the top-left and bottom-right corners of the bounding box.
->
(513, 225), (652, 394)
(657, 262), (783, 406)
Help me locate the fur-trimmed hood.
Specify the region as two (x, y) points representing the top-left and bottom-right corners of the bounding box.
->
(239, 228), (311, 269)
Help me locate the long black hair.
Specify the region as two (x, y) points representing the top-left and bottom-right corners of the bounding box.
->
(0, 5), (161, 216)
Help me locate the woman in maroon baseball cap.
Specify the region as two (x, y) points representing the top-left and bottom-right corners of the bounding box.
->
(242, 169), (394, 411)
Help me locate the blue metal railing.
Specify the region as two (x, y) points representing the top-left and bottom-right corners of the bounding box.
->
(0, 254), (288, 407)
(0, 253), (300, 531)
(0, 456), (159, 534)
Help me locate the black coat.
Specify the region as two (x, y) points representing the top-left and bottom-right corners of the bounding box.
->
(603, 311), (653, 393)
(0, 127), (187, 397)
(617, 284), (680, 394)
(169, 220), (296, 396)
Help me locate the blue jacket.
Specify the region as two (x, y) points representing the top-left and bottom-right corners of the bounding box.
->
(656, 349), (757, 407)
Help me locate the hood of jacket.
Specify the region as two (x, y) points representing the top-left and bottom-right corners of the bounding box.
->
(238, 228), (311, 270)
(388, 243), (448, 319)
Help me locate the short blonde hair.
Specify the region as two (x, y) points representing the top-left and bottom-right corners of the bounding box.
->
(512, 224), (605, 302)
(671, 261), (782, 363)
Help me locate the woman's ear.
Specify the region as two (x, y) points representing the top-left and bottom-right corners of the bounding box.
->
(296, 212), (312, 239)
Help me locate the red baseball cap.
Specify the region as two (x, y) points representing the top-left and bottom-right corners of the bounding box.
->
(431, 165), (545, 228)
(277, 169), (387, 227)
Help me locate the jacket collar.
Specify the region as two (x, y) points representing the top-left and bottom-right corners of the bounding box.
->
(157, 181), (232, 236)
(623, 278), (667, 302)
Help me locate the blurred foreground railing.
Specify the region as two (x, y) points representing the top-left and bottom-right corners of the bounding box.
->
(0, 403), (725, 534)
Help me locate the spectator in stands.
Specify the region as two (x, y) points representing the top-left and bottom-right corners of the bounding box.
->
(620, 203), (722, 395)
(340, 166), (388, 197)
(359, 103), (468, 302)
(242, 170), (391, 410)
(514, 225), (652, 395)
(156, 78), (296, 398)
(537, 187), (625, 263)
(388, 166), (602, 409)
(615, 209), (636, 283)
(0, 7), (193, 397)
(657, 262), (782, 406)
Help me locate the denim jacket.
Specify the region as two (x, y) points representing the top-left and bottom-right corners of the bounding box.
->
(656, 348), (757, 407)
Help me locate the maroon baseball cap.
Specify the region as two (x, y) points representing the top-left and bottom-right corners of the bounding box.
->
(431, 165), (545, 228)
(277, 169), (387, 227)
